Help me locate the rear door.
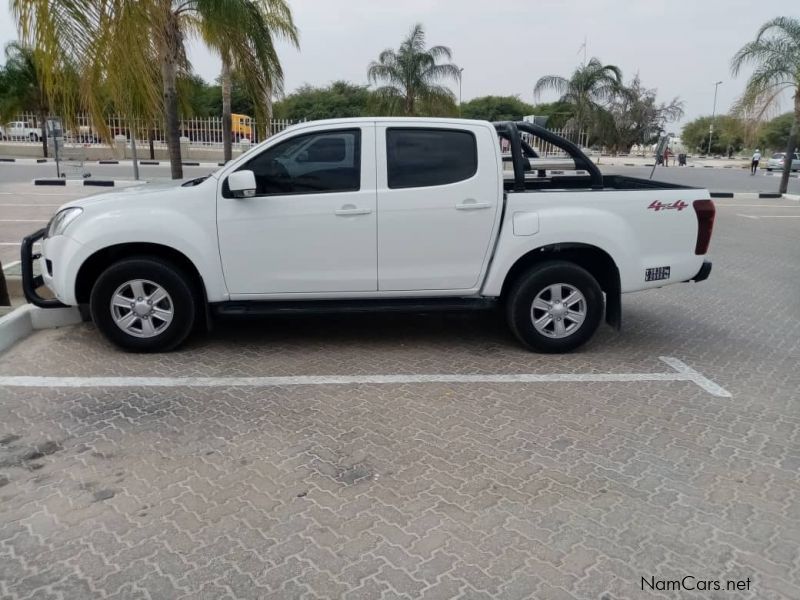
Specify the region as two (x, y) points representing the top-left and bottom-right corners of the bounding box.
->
(376, 123), (501, 291)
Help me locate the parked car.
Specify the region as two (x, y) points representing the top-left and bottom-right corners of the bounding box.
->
(21, 118), (715, 353)
(766, 152), (800, 172)
(2, 120), (41, 141)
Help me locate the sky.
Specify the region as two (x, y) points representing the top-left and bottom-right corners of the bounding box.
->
(1, 0), (797, 131)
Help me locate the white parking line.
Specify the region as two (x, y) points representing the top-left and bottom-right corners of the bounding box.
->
(737, 214), (800, 219)
(717, 204), (800, 208)
(0, 357), (732, 397)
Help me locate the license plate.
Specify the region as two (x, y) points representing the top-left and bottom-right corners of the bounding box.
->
(645, 266), (670, 282)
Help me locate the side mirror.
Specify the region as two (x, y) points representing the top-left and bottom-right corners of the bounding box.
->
(228, 170), (257, 198)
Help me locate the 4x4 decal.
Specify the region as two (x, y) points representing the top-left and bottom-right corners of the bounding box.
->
(648, 200), (688, 212)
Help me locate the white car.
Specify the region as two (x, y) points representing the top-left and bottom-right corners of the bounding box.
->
(22, 118), (715, 353)
(1, 120), (41, 141)
(766, 152), (800, 172)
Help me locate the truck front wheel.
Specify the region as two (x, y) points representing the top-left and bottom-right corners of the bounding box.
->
(506, 261), (603, 353)
(90, 257), (197, 352)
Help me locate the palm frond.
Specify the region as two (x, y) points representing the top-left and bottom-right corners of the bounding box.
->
(533, 75), (568, 98)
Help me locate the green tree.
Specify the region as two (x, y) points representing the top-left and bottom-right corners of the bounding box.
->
(534, 57), (624, 135)
(13, 0), (299, 179)
(367, 23), (461, 116)
(597, 75), (684, 154)
(202, 0), (297, 162)
(460, 95), (535, 121)
(682, 115), (745, 155)
(731, 16), (800, 193)
(0, 42), (51, 156)
(274, 81), (372, 120)
(758, 112), (794, 151)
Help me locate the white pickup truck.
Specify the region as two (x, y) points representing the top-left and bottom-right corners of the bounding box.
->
(22, 118), (715, 353)
(1, 120), (41, 141)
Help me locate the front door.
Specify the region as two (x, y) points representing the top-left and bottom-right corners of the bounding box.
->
(217, 124), (377, 295)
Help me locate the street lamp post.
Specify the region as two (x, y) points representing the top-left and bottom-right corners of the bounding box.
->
(458, 68), (464, 116)
(707, 80), (723, 156)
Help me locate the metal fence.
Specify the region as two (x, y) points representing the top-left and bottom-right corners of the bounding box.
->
(499, 128), (589, 157)
(1, 113), (300, 147)
(5, 113), (588, 155)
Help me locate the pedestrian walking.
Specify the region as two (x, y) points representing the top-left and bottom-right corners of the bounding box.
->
(663, 147), (671, 168)
(751, 149), (761, 175)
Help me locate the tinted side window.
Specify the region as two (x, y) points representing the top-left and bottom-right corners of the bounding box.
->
(387, 129), (477, 189)
(239, 129), (361, 195)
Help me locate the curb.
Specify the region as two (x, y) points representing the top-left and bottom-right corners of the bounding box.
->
(710, 192), (789, 199)
(33, 178), (146, 188)
(0, 304), (82, 354)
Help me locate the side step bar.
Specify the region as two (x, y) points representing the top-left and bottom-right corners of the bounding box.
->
(212, 297), (498, 317)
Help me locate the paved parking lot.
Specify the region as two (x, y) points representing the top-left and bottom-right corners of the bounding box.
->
(1, 186), (799, 598)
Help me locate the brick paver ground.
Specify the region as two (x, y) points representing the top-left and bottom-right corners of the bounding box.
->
(1, 198), (799, 599)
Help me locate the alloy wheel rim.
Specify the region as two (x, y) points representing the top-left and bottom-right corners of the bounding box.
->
(530, 283), (586, 339)
(110, 279), (173, 338)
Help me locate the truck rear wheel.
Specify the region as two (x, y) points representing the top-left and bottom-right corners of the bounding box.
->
(90, 257), (196, 352)
(506, 261), (603, 353)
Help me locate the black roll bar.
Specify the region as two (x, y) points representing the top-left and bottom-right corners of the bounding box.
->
(494, 121), (603, 190)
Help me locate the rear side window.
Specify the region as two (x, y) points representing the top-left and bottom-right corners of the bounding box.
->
(387, 128), (477, 189)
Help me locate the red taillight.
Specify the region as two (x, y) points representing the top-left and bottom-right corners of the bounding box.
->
(693, 199), (715, 255)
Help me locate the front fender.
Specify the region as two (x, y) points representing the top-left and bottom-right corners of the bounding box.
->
(45, 208), (227, 305)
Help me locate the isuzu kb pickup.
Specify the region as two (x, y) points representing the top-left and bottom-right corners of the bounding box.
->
(21, 118), (715, 353)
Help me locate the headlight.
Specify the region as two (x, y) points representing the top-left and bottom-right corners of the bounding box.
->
(46, 207), (83, 237)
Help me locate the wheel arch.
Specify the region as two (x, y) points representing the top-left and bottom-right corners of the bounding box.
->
(75, 243), (210, 326)
(500, 243), (622, 329)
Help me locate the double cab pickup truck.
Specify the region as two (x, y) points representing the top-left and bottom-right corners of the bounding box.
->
(22, 118), (715, 353)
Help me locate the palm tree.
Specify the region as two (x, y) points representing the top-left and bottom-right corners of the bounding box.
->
(368, 24), (461, 116)
(534, 58), (624, 137)
(732, 16), (800, 194)
(12, 0), (298, 179)
(0, 42), (50, 157)
(202, 0), (297, 163)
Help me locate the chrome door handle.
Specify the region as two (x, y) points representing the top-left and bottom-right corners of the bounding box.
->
(335, 204), (372, 216)
(455, 200), (491, 210)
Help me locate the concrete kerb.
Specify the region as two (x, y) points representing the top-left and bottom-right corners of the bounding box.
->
(32, 179), (147, 188)
(0, 304), (82, 354)
(710, 192), (787, 200)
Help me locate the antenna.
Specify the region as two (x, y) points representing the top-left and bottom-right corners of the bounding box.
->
(577, 35), (587, 66)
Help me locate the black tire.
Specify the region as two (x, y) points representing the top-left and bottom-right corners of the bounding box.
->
(90, 257), (197, 352)
(506, 261), (603, 353)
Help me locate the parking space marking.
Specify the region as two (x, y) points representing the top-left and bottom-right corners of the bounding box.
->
(737, 214), (800, 219)
(717, 204), (800, 208)
(0, 356), (731, 397)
